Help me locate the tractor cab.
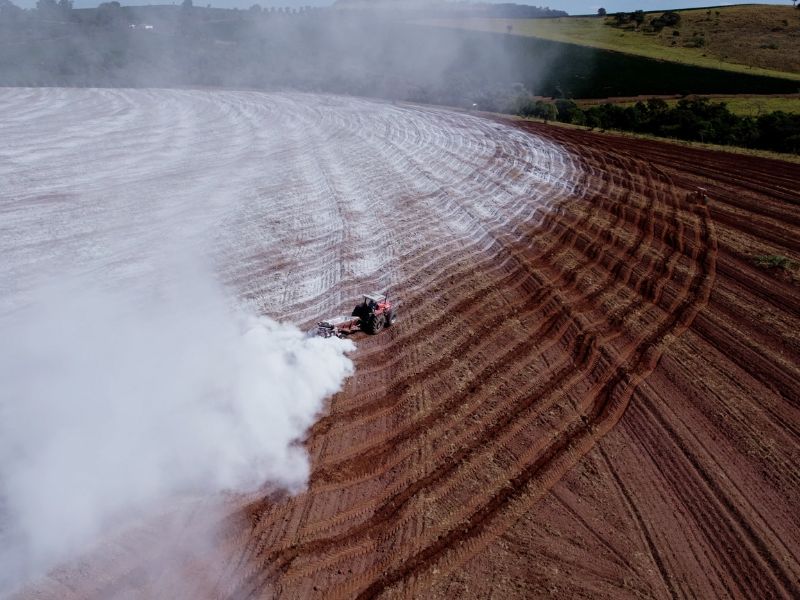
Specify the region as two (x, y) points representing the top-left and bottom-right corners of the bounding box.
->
(352, 291), (396, 333)
(362, 293), (387, 311)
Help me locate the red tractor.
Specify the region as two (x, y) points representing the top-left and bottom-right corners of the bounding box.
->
(316, 292), (396, 338)
(351, 292), (396, 333)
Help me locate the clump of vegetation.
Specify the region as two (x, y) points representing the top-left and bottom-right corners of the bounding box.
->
(608, 9), (680, 32)
(609, 9), (646, 28)
(754, 255), (795, 270)
(511, 97), (558, 121)
(752, 254), (798, 283)
(686, 36), (706, 48)
(649, 11), (681, 32)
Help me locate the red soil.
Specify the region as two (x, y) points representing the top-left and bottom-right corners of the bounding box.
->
(25, 118), (800, 599)
(228, 124), (800, 599)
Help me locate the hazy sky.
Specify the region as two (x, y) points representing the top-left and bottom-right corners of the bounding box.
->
(13, 0), (790, 15)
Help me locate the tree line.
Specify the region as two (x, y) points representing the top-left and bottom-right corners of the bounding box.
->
(510, 97), (800, 155)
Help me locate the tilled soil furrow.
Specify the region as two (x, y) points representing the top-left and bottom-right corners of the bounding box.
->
(233, 169), (715, 598)
(9, 92), (799, 600)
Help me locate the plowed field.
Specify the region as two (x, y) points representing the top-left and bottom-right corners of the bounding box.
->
(4, 89), (799, 599)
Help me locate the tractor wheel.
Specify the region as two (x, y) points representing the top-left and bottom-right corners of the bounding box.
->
(385, 310), (396, 327)
(364, 314), (385, 334)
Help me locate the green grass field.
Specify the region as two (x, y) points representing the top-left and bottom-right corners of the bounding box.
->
(575, 95), (800, 115)
(419, 4), (800, 82)
(722, 96), (800, 115)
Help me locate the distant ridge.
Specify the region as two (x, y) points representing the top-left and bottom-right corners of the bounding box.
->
(334, 0), (568, 18)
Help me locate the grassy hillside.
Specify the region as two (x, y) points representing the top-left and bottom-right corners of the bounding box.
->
(419, 4), (800, 82)
(492, 32), (798, 98)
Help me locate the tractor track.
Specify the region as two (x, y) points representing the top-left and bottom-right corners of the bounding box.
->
(4, 90), (799, 600)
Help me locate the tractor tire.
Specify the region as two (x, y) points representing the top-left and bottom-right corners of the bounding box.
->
(385, 310), (397, 327)
(364, 314), (385, 334)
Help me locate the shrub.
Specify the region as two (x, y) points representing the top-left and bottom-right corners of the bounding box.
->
(612, 12), (629, 25)
(555, 99), (583, 124)
(536, 101), (557, 121)
(754, 255), (794, 270)
(661, 11), (681, 26)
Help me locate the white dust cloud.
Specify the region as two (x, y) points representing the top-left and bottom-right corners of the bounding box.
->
(0, 267), (354, 593)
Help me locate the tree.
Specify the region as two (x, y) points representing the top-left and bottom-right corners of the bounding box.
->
(96, 1), (124, 26)
(555, 99), (582, 124)
(535, 101), (557, 122)
(0, 0), (23, 22)
(661, 11), (680, 26)
(597, 7), (606, 16)
(652, 11), (680, 30)
(181, 0), (192, 7)
(36, 0), (58, 17)
(757, 111), (800, 152)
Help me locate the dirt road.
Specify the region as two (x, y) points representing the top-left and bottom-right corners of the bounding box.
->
(5, 89), (799, 599)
